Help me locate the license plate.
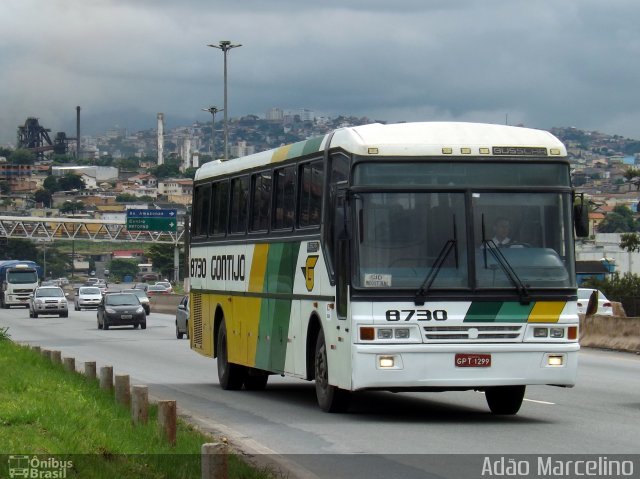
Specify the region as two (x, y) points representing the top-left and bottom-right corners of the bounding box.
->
(121, 314), (132, 320)
(455, 353), (491, 367)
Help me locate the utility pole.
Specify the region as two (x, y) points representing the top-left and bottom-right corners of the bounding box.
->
(207, 40), (242, 160)
(202, 106), (223, 160)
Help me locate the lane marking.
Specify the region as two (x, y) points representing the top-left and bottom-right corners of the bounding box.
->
(523, 398), (555, 405)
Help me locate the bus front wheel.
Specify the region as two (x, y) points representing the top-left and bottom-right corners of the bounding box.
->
(314, 333), (350, 413)
(485, 385), (526, 415)
(217, 321), (245, 390)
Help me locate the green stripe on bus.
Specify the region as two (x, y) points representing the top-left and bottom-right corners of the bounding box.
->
(286, 141), (306, 159)
(301, 136), (324, 156)
(255, 242), (301, 372)
(496, 302), (535, 322)
(464, 301), (533, 323)
(463, 302), (504, 322)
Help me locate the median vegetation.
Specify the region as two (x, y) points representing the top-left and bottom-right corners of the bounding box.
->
(0, 331), (272, 478)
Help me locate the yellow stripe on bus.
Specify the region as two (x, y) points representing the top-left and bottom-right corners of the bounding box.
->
(527, 301), (565, 323)
(245, 244), (269, 365)
(271, 144), (292, 163)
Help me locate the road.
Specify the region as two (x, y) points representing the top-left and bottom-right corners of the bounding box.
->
(1, 305), (639, 478)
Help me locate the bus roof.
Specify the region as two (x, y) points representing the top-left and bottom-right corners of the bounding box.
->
(194, 122), (567, 181)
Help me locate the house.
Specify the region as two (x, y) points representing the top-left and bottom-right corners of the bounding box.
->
(157, 178), (193, 205)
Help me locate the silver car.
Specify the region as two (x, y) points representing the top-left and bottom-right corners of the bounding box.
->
(74, 286), (103, 311)
(29, 286), (69, 318)
(175, 295), (189, 339)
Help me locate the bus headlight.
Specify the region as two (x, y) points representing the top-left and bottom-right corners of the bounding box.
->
(526, 325), (577, 342)
(359, 326), (419, 343)
(533, 327), (548, 338)
(377, 329), (393, 339)
(550, 328), (564, 338)
(394, 329), (410, 339)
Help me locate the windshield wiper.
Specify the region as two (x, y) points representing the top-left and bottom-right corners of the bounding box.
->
(481, 215), (530, 304)
(415, 217), (458, 306)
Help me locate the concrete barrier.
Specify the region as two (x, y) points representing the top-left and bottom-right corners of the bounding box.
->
(580, 314), (640, 352)
(149, 294), (183, 315)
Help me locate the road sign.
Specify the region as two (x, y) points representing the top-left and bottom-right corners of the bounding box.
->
(126, 209), (178, 232)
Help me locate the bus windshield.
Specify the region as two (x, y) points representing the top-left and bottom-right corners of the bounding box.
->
(353, 187), (575, 290)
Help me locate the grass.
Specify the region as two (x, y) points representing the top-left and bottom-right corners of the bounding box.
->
(0, 333), (275, 478)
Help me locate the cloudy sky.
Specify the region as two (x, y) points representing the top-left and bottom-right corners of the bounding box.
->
(2, 0), (640, 146)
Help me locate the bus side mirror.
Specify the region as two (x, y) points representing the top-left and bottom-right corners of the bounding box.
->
(574, 195), (589, 238)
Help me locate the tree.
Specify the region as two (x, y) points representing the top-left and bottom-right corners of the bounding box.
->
(597, 205), (637, 233)
(8, 149), (35, 165)
(108, 259), (139, 281)
(33, 189), (52, 208)
(0, 239), (38, 261)
(38, 243), (70, 278)
(146, 243), (183, 279)
(0, 181), (9, 195)
(620, 232), (640, 253)
(60, 200), (85, 214)
(58, 173), (85, 191)
(43, 175), (60, 192)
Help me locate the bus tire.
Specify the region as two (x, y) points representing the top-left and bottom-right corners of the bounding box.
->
(315, 333), (351, 413)
(217, 320), (245, 390)
(485, 385), (526, 415)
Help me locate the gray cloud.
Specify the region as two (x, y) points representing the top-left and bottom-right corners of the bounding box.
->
(2, 0), (640, 145)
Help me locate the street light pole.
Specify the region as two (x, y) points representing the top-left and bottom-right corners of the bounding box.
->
(201, 106), (223, 160)
(207, 40), (241, 161)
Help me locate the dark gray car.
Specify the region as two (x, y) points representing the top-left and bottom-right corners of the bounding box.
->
(97, 293), (146, 330)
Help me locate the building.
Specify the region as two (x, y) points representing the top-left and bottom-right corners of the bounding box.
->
(157, 178), (193, 205)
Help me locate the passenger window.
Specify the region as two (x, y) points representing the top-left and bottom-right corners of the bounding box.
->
(273, 166), (296, 230)
(250, 171), (272, 232)
(229, 176), (249, 234)
(209, 180), (229, 236)
(299, 161), (323, 228)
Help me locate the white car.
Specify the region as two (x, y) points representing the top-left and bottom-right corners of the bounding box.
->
(577, 288), (614, 316)
(154, 281), (173, 293)
(74, 286), (103, 311)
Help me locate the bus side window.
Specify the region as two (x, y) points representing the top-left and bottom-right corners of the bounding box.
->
(273, 166), (296, 230)
(229, 176), (249, 234)
(209, 180), (229, 237)
(193, 183), (211, 237)
(299, 160), (323, 228)
(250, 171), (271, 232)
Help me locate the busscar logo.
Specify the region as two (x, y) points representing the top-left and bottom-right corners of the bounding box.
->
(301, 255), (319, 291)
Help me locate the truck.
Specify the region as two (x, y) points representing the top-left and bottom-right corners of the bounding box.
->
(0, 260), (43, 308)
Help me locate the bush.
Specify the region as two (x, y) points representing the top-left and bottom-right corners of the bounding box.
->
(582, 272), (640, 316)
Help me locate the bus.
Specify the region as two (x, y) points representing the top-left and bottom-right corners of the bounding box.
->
(188, 121), (588, 414)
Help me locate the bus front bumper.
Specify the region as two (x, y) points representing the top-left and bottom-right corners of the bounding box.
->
(351, 342), (579, 391)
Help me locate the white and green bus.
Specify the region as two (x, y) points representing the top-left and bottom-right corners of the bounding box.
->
(188, 121), (588, 414)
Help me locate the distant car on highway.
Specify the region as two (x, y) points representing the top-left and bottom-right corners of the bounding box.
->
(175, 295), (189, 339)
(95, 279), (108, 295)
(154, 281), (173, 293)
(146, 284), (170, 296)
(29, 286), (69, 318)
(577, 288), (614, 316)
(133, 283), (148, 292)
(121, 288), (151, 315)
(97, 292), (146, 330)
(74, 286), (102, 311)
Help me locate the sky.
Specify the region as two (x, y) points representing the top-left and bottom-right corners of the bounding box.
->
(2, 0), (640, 146)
